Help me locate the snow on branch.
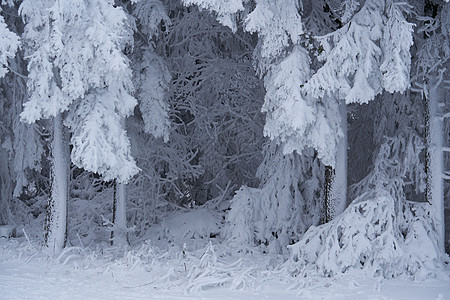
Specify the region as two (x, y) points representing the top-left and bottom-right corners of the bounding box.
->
(181, 0), (244, 32)
(133, 0), (170, 38)
(415, 4), (450, 77)
(66, 92), (140, 183)
(261, 44), (343, 166)
(245, 0), (303, 69)
(136, 49), (171, 142)
(0, 14), (19, 78)
(304, 0), (413, 104)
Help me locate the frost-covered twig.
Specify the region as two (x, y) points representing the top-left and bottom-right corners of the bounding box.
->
(56, 246), (86, 264)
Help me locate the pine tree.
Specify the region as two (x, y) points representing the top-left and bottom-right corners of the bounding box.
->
(19, 0), (138, 253)
(288, 0), (447, 277)
(0, 3), (22, 225)
(414, 0), (450, 252)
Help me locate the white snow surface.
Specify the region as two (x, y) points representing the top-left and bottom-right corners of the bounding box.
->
(1, 237), (449, 300)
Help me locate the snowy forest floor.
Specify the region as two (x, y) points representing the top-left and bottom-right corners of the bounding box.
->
(1, 237), (450, 300)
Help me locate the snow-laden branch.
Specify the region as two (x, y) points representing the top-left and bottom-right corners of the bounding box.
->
(443, 172), (450, 180)
(304, 0), (413, 104)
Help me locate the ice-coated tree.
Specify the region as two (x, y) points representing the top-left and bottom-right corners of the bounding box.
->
(302, 0), (414, 220)
(413, 0), (450, 252)
(0, 4), (20, 224)
(260, 43), (344, 222)
(287, 0), (448, 277)
(186, 0), (329, 251)
(107, 0), (172, 245)
(243, 0), (348, 228)
(179, 0), (331, 249)
(288, 89), (445, 278)
(19, 0), (138, 254)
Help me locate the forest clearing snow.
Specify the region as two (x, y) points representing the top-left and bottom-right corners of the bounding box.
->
(1, 238), (449, 300)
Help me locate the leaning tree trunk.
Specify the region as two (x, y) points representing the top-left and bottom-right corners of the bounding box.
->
(324, 103), (348, 222)
(425, 77), (446, 252)
(44, 113), (69, 255)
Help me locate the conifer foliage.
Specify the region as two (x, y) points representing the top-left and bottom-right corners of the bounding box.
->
(20, 0), (139, 183)
(0, 0), (448, 279)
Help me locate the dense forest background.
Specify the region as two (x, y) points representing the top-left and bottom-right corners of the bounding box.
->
(0, 0), (449, 279)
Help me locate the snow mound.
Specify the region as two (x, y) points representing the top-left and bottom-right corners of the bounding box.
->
(287, 192), (447, 279)
(163, 208), (222, 241)
(0, 225), (16, 238)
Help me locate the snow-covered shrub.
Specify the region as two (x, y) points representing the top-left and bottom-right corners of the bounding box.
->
(222, 145), (323, 253)
(288, 192), (401, 277)
(185, 242), (258, 293)
(400, 201), (445, 279)
(186, 242), (226, 292)
(287, 191), (445, 279)
(8, 195), (47, 240)
(109, 241), (160, 272)
(221, 186), (259, 250)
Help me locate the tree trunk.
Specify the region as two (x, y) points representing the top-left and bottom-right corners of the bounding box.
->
(324, 103), (348, 222)
(110, 117), (128, 246)
(425, 78), (445, 252)
(111, 180), (127, 245)
(44, 113), (69, 255)
(0, 149), (13, 225)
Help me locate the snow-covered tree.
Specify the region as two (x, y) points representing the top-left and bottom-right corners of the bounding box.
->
(180, 0), (340, 248)
(19, 0), (138, 253)
(0, 3), (21, 224)
(288, 90), (444, 279)
(105, 0), (173, 245)
(293, 0), (414, 221)
(287, 0), (448, 277)
(20, 0), (139, 182)
(413, 0), (450, 252)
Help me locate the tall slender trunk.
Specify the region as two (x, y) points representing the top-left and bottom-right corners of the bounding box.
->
(111, 117), (128, 245)
(44, 113), (69, 255)
(425, 78), (445, 252)
(0, 150), (13, 225)
(111, 180), (127, 245)
(324, 103), (348, 222)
